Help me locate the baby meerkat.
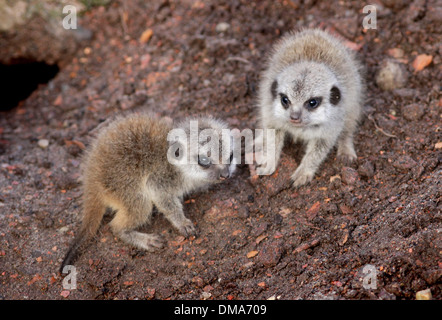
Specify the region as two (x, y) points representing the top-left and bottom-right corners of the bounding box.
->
(256, 28), (364, 187)
(60, 114), (236, 270)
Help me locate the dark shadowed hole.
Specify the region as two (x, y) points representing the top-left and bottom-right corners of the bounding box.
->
(0, 59), (60, 111)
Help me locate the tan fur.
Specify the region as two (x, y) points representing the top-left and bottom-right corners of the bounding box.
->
(60, 114), (236, 270)
(256, 28), (364, 187)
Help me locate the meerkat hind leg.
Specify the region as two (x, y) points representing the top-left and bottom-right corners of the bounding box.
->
(108, 199), (164, 252)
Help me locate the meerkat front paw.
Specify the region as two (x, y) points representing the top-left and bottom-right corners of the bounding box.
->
(144, 234), (166, 251)
(337, 142), (357, 165)
(337, 147), (357, 166)
(291, 167), (315, 188)
(256, 163), (276, 176)
(176, 218), (198, 238)
(337, 153), (357, 166)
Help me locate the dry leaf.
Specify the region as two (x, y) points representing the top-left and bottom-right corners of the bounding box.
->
(65, 139), (86, 150)
(27, 274), (42, 286)
(53, 94), (63, 106)
(247, 250), (259, 258)
(255, 234), (267, 244)
(60, 290), (70, 298)
(412, 54), (433, 72)
(232, 230), (242, 236)
(307, 201), (321, 219)
(139, 28), (153, 44)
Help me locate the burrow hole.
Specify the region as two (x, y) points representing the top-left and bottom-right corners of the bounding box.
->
(0, 59), (59, 111)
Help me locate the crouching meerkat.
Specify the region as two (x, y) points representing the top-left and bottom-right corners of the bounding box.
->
(256, 28), (364, 187)
(60, 114), (236, 270)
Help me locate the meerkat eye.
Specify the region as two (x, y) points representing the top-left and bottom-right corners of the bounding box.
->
(198, 156), (211, 168)
(280, 94), (290, 109)
(305, 97), (322, 110)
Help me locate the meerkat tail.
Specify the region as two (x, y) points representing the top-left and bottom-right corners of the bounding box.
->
(60, 193), (106, 272)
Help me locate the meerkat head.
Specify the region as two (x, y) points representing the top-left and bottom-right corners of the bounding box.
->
(270, 61), (343, 128)
(167, 116), (237, 185)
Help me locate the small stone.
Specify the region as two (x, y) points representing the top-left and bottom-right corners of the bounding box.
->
(145, 288), (155, 299)
(123, 82), (135, 95)
(58, 226), (69, 234)
(38, 139), (49, 149)
(191, 276), (204, 288)
(341, 167), (359, 185)
(416, 288), (432, 300)
(401, 103), (425, 121)
(434, 142), (442, 149)
(256, 240), (283, 267)
(215, 22), (230, 33)
(393, 155), (417, 171)
(329, 174), (341, 189)
(358, 160), (375, 178)
(201, 292), (212, 300)
(378, 289), (396, 300)
(203, 199), (236, 222)
(387, 48), (404, 59)
(339, 204), (354, 215)
(375, 59), (408, 91)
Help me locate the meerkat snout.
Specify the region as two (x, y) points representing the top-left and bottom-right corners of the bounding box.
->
(219, 166), (231, 180)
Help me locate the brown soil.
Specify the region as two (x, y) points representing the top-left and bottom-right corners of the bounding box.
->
(0, 0), (440, 300)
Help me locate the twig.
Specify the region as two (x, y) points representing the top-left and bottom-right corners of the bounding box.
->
(119, 2), (129, 37)
(367, 114), (397, 138)
(226, 57), (252, 64)
(292, 238), (320, 254)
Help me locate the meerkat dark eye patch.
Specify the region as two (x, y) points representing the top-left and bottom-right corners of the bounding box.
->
(330, 86), (341, 105)
(270, 80), (278, 99)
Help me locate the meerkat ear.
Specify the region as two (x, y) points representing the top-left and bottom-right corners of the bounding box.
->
(271, 80), (278, 99)
(330, 86), (341, 105)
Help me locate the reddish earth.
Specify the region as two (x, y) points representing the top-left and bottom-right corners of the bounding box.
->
(0, 0), (440, 300)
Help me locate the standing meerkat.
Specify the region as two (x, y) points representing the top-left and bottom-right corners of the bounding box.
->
(256, 28), (364, 187)
(60, 114), (236, 270)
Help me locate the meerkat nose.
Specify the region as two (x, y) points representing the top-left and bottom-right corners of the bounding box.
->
(220, 167), (230, 180)
(290, 111), (302, 123)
